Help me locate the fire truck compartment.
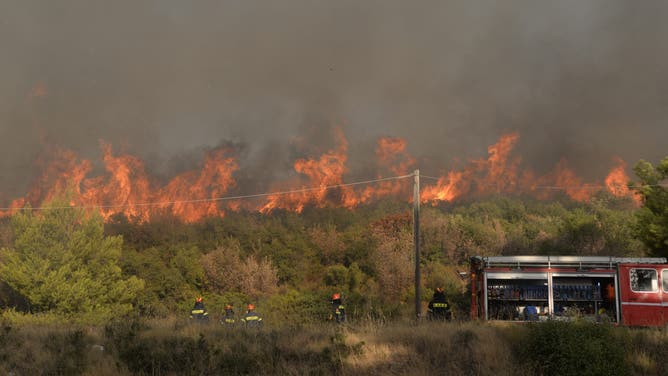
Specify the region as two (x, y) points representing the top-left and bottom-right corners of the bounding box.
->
(470, 255), (668, 325)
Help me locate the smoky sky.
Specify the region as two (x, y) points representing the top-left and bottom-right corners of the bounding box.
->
(1, 0), (668, 201)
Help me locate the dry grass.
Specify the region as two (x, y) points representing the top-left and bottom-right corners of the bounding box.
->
(0, 321), (129, 375)
(2, 316), (668, 375)
(620, 326), (668, 376)
(340, 321), (525, 376)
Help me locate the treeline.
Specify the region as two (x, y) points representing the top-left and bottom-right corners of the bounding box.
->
(0, 189), (647, 325)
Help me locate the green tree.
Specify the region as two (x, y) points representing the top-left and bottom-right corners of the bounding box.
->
(121, 246), (195, 317)
(632, 157), (668, 257)
(556, 208), (602, 255)
(0, 199), (144, 321)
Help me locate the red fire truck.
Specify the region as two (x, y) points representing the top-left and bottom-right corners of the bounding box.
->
(470, 255), (668, 326)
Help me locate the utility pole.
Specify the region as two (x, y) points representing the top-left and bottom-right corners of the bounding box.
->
(413, 169), (421, 320)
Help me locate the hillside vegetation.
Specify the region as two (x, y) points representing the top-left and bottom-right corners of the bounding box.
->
(0, 157), (666, 375)
(0, 191), (646, 323)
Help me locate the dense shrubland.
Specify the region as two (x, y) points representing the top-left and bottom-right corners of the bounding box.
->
(0, 191), (648, 324)
(0, 157), (666, 374)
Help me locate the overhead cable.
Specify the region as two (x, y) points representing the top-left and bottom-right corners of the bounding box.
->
(1, 173), (414, 211)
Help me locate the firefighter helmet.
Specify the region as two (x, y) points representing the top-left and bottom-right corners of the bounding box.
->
(225, 304), (233, 310)
(332, 293), (341, 300)
(196, 296), (203, 303)
(247, 303), (255, 311)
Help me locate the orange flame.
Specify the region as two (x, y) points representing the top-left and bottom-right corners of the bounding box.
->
(551, 159), (595, 202)
(605, 157), (641, 204)
(421, 170), (467, 202)
(376, 137), (416, 176)
(1, 130), (642, 221)
(356, 137), (415, 205)
(420, 133), (640, 204)
(87, 142), (154, 220)
(421, 133), (521, 202)
(261, 127), (356, 212)
(158, 147), (238, 222)
(0, 143), (238, 222)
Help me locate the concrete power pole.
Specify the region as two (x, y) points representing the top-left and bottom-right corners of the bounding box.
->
(413, 169), (421, 320)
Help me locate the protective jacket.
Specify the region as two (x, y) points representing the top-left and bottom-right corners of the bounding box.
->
(190, 300), (209, 321)
(222, 308), (235, 325)
(332, 299), (346, 323)
(241, 310), (263, 328)
(427, 290), (451, 321)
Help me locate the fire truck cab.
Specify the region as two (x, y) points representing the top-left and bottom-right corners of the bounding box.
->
(470, 255), (668, 326)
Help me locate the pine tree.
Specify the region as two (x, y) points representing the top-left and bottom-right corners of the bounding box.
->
(0, 197), (144, 321)
(632, 157), (668, 257)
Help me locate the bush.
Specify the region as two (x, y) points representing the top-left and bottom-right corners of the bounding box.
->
(103, 317), (349, 375)
(515, 321), (629, 376)
(264, 289), (331, 327)
(0, 319), (122, 375)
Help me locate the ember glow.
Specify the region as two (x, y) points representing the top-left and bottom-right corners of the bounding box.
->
(0, 131), (638, 222)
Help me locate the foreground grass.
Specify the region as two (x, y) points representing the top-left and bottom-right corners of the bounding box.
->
(0, 316), (667, 375)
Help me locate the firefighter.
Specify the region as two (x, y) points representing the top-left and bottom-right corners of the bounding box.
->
(241, 303), (263, 328)
(597, 307), (611, 322)
(221, 304), (235, 326)
(190, 296), (209, 322)
(524, 305), (538, 321)
(427, 287), (452, 321)
(330, 293), (346, 323)
(605, 282), (616, 316)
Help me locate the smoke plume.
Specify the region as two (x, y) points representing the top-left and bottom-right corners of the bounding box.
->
(2, 0), (667, 203)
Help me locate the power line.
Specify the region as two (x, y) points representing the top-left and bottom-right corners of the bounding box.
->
(419, 174), (444, 181)
(1, 174), (414, 211)
(2, 171), (664, 212)
(420, 173), (667, 190)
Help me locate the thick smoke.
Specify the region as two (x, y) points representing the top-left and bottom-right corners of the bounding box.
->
(1, 0), (667, 202)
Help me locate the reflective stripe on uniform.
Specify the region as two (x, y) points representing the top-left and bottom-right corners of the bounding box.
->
(433, 303), (448, 308)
